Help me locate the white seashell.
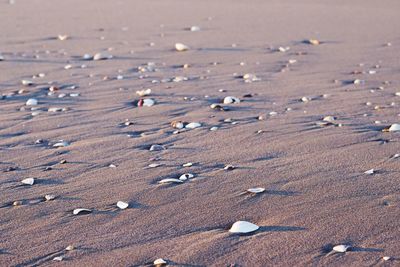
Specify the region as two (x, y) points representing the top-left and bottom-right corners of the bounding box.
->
(158, 178), (184, 184)
(148, 163), (161, 168)
(173, 76), (186, 82)
(175, 43), (189, 52)
(364, 169), (375, 175)
(224, 164), (235, 171)
(44, 194), (56, 201)
(353, 79), (362, 85)
(332, 244), (350, 253)
(21, 80), (33, 86)
(179, 173), (194, 181)
(154, 258), (167, 265)
(93, 52), (112, 61)
(190, 26), (201, 32)
(0, 53), (4, 61)
(83, 54), (92, 60)
(53, 256), (63, 262)
(26, 98), (38, 106)
(70, 93), (80, 97)
(73, 208), (92, 215)
(323, 116), (336, 122)
(57, 34), (68, 41)
(64, 64), (72, 70)
(269, 111), (278, 116)
(210, 126), (218, 131)
(109, 164), (117, 168)
(149, 145), (165, 151)
(388, 124), (400, 132)
(142, 98), (155, 107)
(182, 162), (193, 167)
(383, 256), (391, 261)
(48, 107), (63, 112)
(53, 141), (70, 148)
(223, 96), (240, 104)
(278, 46), (290, 52)
(243, 73), (260, 82)
(301, 96), (311, 102)
(117, 201), (129, 210)
(136, 88), (151, 97)
(229, 221), (259, 234)
(185, 122), (202, 129)
(247, 187), (265, 194)
(21, 178), (35, 185)
(171, 121), (185, 129)
(65, 245), (74, 251)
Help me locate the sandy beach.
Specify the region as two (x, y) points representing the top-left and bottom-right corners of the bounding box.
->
(1, 0), (400, 266)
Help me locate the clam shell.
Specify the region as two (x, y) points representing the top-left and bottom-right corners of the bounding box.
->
(323, 116), (336, 122)
(229, 221), (259, 234)
(224, 164), (235, 171)
(387, 123), (400, 132)
(93, 52), (112, 61)
(171, 121), (185, 129)
(364, 169), (374, 175)
(307, 39), (320, 45)
(57, 34), (68, 41)
(26, 98), (38, 106)
(53, 256), (63, 262)
(190, 26), (201, 32)
(73, 208), (92, 215)
(21, 178), (35, 185)
(247, 187), (265, 194)
(44, 194), (56, 201)
(179, 173), (194, 181)
(383, 256), (391, 261)
(153, 258), (167, 265)
(223, 96), (240, 104)
(175, 43), (189, 52)
(149, 145), (165, 151)
(116, 201), (129, 210)
(53, 141), (70, 148)
(185, 122), (201, 129)
(158, 178), (184, 184)
(182, 162), (193, 167)
(21, 80), (33, 86)
(332, 244), (350, 253)
(138, 98), (155, 107)
(136, 88), (151, 97)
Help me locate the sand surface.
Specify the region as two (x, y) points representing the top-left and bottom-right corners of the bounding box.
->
(1, 0), (400, 266)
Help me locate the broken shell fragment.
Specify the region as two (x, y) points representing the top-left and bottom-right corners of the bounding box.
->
(73, 208), (92, 215)
(158, 178), (184, 184)
(65, 245), (74, 251)
(229, 221), (259, 234)
(223, 96), (240, 104)
(149, 145), (165, 151)
(26, 98), (38, 106)
(224, 164), (235, 171)
(136, 88), (151, 97)
(44, 194), (56, 201)
(323, 116), (336, 122)
(364, 169), (375, 175)
(21, 80), (33, 86)
(383, 256), (391, 261)
(307, 39), (320, 45)
(247, 187), (265, 194)
(175, 43), (189, 52)
(182, 162), (193, 167)
(154, 258), (167, 266)
(117, 201), (129, 210)
(179, 173), (194, 181)
(21, 178), (35, 185)
(383, 123), (400, 132)
(332, 244), (350, 253)
(171, 121), (185, 129)
(53, 256), (63, 262)
(57, 34), (68, 41)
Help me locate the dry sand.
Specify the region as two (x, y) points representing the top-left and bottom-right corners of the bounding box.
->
(1, 0), (400, 266)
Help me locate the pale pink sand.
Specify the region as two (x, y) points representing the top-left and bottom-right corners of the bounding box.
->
(1, 0), (400, 266)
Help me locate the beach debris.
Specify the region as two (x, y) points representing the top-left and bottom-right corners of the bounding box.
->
(383, 256), (391, 261)
(137, 98), (155, 107)
(171, 121), (185, 129)
(383, 123), (400, 132)
(21, 178), (35, 186)
(93, 51), (113, 60)
(353, 79), (362, 85)
(175, 43), (189, 52)
(109, 164), (117, 168)
(332, 244), (350, 253)
(306, 39), (320, 45)
(223, 96), (240, 104)
(243, 73), (260, 83)
(158, 178), (183, 184)
(116, 201), (129, 210)
(57, 34), (68, 41)
(0, 53), (4, 61)
(179, 173), (194, 181)
(323, 116), (336, 122)
(182, 162), (193, 167)
(364, 169), (375, 175)
(53, 141), (70, 148)
(278, 46), (290, 52)
(21, 80), (33, 86)
(247, 187), (265, 194)
(190, 26), (201, 32)
(301, 96), (311, 102)
(229, 221), (259, 234)
(13, 201), (23, 206)
(210, 103), (228, 111)
(65, 245), (74, 251)
(149, 145), (165, 151)
(53, 256), (63, 262)
(136, 88), (151, 97)
(154, 258), (167, 266)
(73, 208), (92, 215)
(185, 122), (202, 129)
(210, 126), (219, 131)
(44, 194), (56, 201)
(224, 164), (235, 171)
(26, 98), (38, 106)
(148, 163), (161, 168)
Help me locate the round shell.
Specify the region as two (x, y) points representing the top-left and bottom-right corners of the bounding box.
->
(117, 201), (129, 210)
(229, 221), (259, 234)
(247, 187), (265, 194)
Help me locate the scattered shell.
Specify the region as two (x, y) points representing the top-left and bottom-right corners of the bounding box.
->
(364, 169), (375, 175)
(137, 98), (155, 107)
(190, 26), (201, 32)
(175, 43), (189, 52)
(136, 88), (151, 97)
(148, 163), (161, 168)
(73, 208), (92, 215)
(44, 194), (56, 201)
(185, 122), (202, 129)
(171, 121), (185, 129)
(158, 178), (184, 184)
(247, 187), (265, 194)
(383, 256), (391, 261)
(224, 164), (235, 171)
(13, 201), (23, 206)
(26, 98), (38, 106)
(149, 145), (165, 151)
(301, 96), (311, 102)
(307, 39), (320, 45)
(323, 116), (336, 122)
(182, 162), (193, 167)
(21, 178), (35, 185)
(243, 73), (260, 83)
(154, 258), (167, 266)
(383, 123), (400, 132)
(223, 96), (240, 104)
(332, 244), (350, 253)
(53, 141), (70, 148)
(179, 173), (194, 181)
(57, 34), (68, 41)
(278, 46), (290, 52)
(53, 256), (63, 262)
(21, 80), (33, 86)
(117, 201), (129, 210)
(93, 52), (112, 61)
(229, 221), (259, 234)
(210, 126), (218, 131)
(65, 245), (74, 251)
